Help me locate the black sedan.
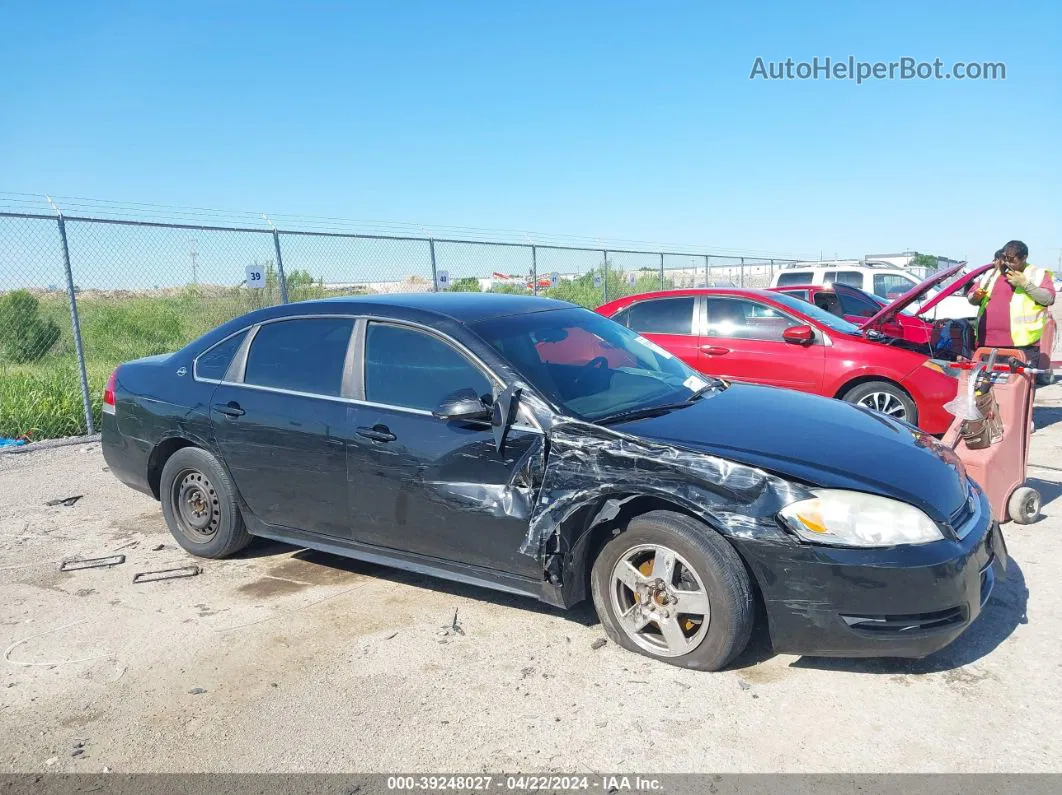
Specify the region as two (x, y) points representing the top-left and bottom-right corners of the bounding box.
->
(101, 293), (1007, 670)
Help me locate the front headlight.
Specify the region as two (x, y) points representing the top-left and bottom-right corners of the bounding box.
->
(778, 489), (944, 548)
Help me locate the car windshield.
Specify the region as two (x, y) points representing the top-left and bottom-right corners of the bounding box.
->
(762, 291), (862, 335)
(472, 307), (718, 422)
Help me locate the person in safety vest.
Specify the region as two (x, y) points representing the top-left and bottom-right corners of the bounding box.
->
(968, 240), (1055, 367)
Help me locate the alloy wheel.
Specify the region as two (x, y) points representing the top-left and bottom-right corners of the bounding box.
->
(609, 543), (711, 658)
(857, 391), (908, 420)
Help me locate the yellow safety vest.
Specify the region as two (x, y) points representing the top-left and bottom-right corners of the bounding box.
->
(977, 264), (1052, 346)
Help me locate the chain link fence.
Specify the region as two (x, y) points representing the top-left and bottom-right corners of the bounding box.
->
(0, 211), (797, 441)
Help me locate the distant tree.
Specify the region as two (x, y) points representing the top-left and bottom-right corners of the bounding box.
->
(0, 290), (61, 363)
(911, 253), (939, 271)
(542, 260), (674, 308)
(286, 269), (315, 289)
(449, 277), (482, 292)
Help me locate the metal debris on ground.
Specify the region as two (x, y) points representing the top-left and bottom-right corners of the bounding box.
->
(133, 566), (201, 584)
(188, 687), (206, 695)
(112, 540), (138, 551)
(591, 638), (607, 650)
(383, 631), (398, 640)
(151, 544), (166, 551)
(60, 555), (126, 572)
(449, 608), (464, 635)
(45, 495), (84, 507)
(739, 679), (751, 691)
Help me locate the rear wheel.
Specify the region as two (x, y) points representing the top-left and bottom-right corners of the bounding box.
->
(590, 511), (754, 671)
(843, 381), (917, 425)
(160, 447), (252, 558)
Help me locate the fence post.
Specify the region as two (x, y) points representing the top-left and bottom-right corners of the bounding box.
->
(770, 259), (775, 285)
(531, 244), (538, 296)
(659, 253), (665, 290)
(602, 250), (609, 303)
(704, 255), (709, 287)
(740, 257), (745, 288)
(429, 238), (438, 292)
(56, 216), (94, 436)
(272, 229), (289, 304)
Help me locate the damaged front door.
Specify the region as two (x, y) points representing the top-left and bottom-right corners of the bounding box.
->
(348, 321), (544, 578)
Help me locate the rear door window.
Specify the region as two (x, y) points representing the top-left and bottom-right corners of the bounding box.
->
(364, 322), (492, 412)
(824, 270), (863, 287)
(243, 317), (355, 397)
(617, 297), (695, 335)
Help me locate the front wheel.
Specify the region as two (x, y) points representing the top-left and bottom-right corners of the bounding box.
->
(160, 447), (252, 558)
(843, 381), (918, 425)
(590, 511), (754, 671)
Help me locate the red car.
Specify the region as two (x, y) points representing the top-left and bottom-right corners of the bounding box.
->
(595, 286), (961, 434)
(768, 283), (933, 345)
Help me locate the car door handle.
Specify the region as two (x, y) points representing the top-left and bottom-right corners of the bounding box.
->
(700, 345), (731, 355)
(356, 425), (396, 443)
(213, 402), (245, 418)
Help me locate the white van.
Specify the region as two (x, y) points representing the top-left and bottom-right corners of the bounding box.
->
(770, 263), (978, 320)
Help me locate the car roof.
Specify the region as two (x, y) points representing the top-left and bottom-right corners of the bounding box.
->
(598, 287), (787, 311)
(276, 292), (574, 324)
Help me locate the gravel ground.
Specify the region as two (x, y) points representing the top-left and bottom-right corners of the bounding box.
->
(1, 382), (1061, 774)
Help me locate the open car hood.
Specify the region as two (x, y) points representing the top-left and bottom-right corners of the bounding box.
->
(859, 261), (991, 331)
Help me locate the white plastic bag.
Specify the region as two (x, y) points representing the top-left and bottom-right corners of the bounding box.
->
(943, 365), (984, 421)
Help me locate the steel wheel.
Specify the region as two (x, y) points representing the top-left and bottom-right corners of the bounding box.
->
(857, 391), (908, 420)
(609, 543), (711, 658)
(170, 468), (221, 542)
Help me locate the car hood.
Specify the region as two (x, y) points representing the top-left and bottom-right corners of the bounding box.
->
(611, 383), (969, 524)
(860, 261), (990, 330)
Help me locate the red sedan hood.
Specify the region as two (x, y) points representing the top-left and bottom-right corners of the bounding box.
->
(859, 261), (992, 331)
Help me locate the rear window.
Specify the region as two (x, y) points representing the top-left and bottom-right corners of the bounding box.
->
(243, 318), (354, 397)
(775, 271), (814, 286)
(777, 289), (810, 302)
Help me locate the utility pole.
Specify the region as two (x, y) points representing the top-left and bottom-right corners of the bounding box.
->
(189, 239), (199, 284)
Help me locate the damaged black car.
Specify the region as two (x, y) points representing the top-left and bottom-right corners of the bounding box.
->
(101, 293), (1007, 670)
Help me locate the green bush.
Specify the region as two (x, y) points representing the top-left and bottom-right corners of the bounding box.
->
(0, 290), (61, 364)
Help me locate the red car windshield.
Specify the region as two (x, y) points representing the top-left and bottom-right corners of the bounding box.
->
(764, 291), (862, 336)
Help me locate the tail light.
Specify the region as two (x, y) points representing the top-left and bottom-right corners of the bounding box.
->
(102, 369), (119, 415)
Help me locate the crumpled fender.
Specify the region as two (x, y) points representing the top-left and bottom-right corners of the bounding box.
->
(522, 417), (813, 576)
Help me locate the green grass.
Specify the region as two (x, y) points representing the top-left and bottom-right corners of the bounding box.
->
(0, 272), (654, 441)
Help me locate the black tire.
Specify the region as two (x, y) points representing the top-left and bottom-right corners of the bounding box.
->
(842, 380), (918, 425)
(159, 447), (252, 558)
(590, 510), (754, 671)
(1036, 367), (1053, 387)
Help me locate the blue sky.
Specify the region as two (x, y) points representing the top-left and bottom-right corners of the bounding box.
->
(2, 0), (1060, 264)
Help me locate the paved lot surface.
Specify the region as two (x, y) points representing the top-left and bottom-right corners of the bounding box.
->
(2, 382), (1061, 774)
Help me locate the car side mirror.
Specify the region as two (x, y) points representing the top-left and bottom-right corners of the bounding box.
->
(782, 324), (815, 345)
(433, 388), (491, 421)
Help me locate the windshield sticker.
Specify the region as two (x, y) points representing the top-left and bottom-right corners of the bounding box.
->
(634, 336), (673, 359)
(684, 375), (708, 392)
